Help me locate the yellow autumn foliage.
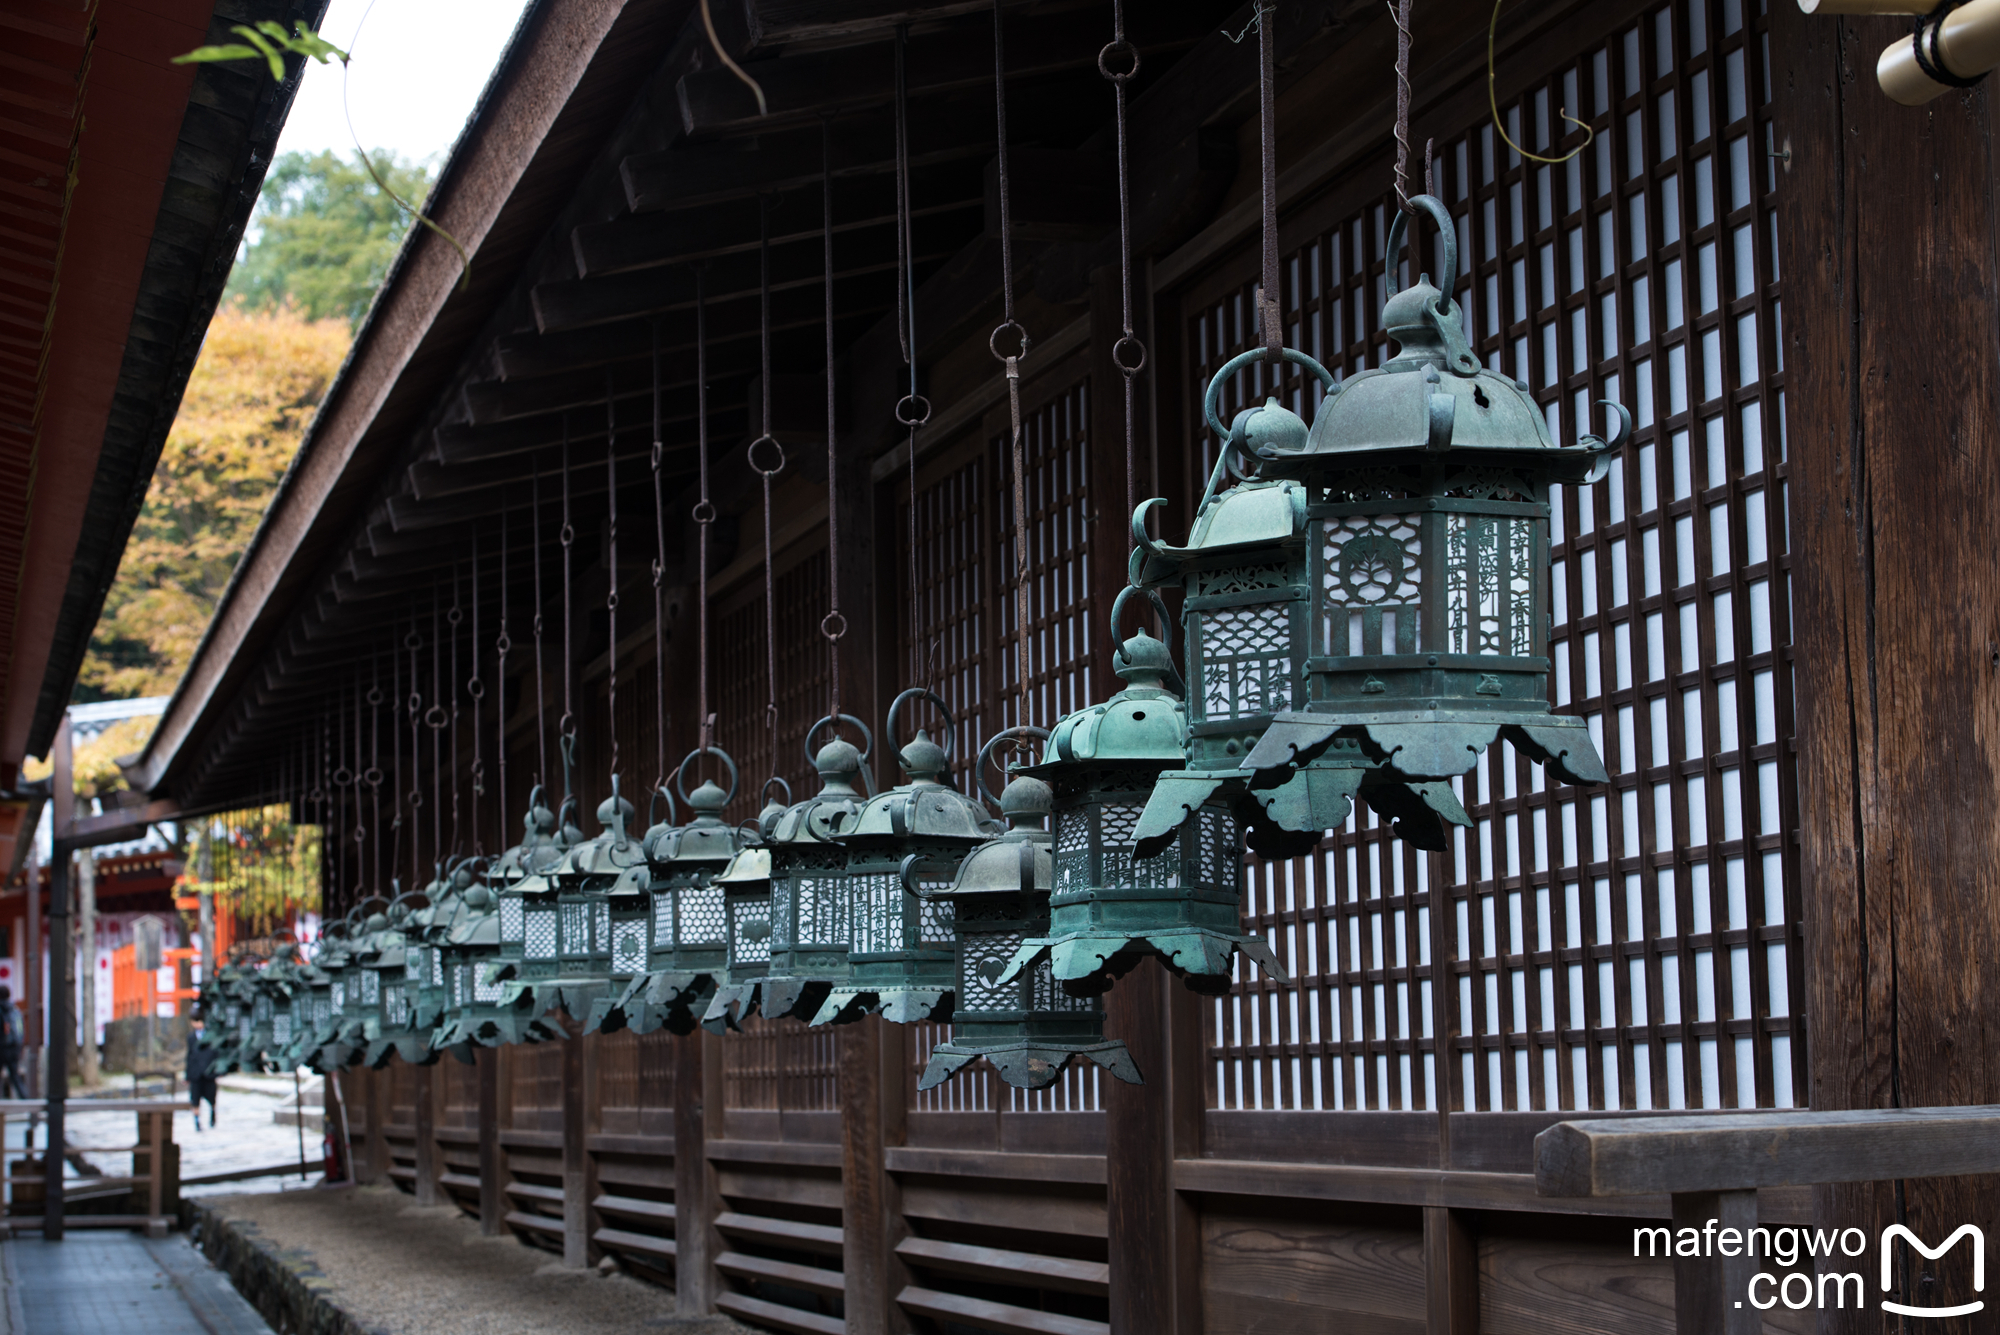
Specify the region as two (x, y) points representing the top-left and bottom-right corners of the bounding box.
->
(80, 304), (351, 701)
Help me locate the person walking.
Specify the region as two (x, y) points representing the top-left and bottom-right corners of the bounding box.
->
(0, 985), (24, 1098)
(186, 1021), (218, 1130)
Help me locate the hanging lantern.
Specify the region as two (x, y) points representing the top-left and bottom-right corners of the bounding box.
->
(442, 861), (557, 1049)
(1132, 197), (1615, 866)
(998, 589), (1286, 996)
(582, 777), (690, 1035)
(709, 718), (873, 1027)
(916, 729), (1141, 1090)
(329, 902), (390, 1068)
(534, 779), (645, 1023)
(306, 921), (363, 1070)
(814, 690), (999, 1027)
(489, 788), (573, 1026)
(697, 818), (781, 1033)
(364, 894), (440, 1068)
(603, 754), (766, 1036)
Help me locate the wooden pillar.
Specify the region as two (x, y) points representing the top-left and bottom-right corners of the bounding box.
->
(1106, 958), (1175, 1332)
(477, 1044), (502, 1234)
(673, 1028), (718, 1316)
(43, 717), (71, 1241)
(1771, 6), (2000, 1324)
(561, 1020), (588, 1267)
(838, 1016), (893, 1334)
(414, 1061), (439, 1205)
(1423, 1207), (1477, 1335)
(365, 1064), (388, 1184)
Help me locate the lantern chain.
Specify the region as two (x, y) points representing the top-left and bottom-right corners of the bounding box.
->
(532, 456), (548, 788)
(895, 24), (935, 694)
(650, 321), (669, 802)
(750, 194), (786, 743)
(693, 269), (715, 756)
(431, 585), (448, 867)
(991, 0), (1032, 726)
(559, 419), (576, 766)
(1256, 0), (1281, 361)
(447, 564), (462, 858)
(1100, 0), (1146, 535)
(368, 647), (383, 895)
(470, 533), (485, 849)
(497, 506), (510, 848)
(819, 119), (847, 725)
(606, 371), (621, 785)
(406, 617), (423, 893)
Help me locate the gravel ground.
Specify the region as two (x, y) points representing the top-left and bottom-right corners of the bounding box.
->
(202, 1185), (752, 1335)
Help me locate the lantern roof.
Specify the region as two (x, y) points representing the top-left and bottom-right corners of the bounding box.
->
(767, 738), (868, 848)
(1030, 629), (1190, 770)
(932, 775), (1052, 899)
(841, 727), (999, 846)
(559, 785), (646, 880)
(648, 775), (750, 871)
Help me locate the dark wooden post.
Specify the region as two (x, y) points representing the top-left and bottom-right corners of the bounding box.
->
(1771, 6), (2000, 1326)
(561, 1019), (588, 1267)
(1423, 1207), (1478, 1335)
(43, 718), (70, 1240)
(365, 1065), (388, 1183)
(478, 1045), (502, 1234)
(1106, 958), (1175, 1331)
(413, 1062), (438, 1206)
(674, 1028), (717, 1316)
(840, 1015), (909, 1334)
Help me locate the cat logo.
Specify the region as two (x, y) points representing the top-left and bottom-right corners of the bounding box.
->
(1882, 1225), (1985, 1318)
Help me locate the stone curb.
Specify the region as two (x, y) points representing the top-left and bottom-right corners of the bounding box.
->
(185, 1198), (384, 1335)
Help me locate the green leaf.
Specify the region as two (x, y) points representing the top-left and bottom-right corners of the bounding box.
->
(227, 25), (285, 81)
(170, 42), (262, 66)
(285, 23), (349, 65)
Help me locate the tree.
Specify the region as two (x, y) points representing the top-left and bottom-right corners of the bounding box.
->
(78, 305), (351, 702)
(223, 149), (432, 326)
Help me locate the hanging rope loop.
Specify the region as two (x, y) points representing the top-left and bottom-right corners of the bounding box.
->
(989, 321), (1030, 365)
(748, 435), (786, 476)
(894, 396), (931, 429)
(1097, 39), (1138, 82)
(1112, 334), (1147, 378)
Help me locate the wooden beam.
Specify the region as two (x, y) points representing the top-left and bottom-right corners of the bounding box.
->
(742, 0), (1027, 48)
(574, 166), (980, 276)
(59, 798), (181, 850)
(1539, 1107), (2000, 1198)
(677, 9), (1209, 137)
(620, 100), (1072, 214)
(982, 150), (1115, 243)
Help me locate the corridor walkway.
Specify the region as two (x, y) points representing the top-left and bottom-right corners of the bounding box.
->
(1, 1231), (272, 1334)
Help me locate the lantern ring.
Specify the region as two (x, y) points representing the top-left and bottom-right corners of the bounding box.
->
(648, 780), (678, 831)
(989, 320), (1031, 363)
(804, 713), (874, 767)
(819, 610), (849, 642)
(691, 499), (717, 525)
(1201, 346), (1335, 441)
(1110, 583), (1180, 666)
(405, 632), (422, 650)
(894, 395), (932, 428)
(1112, 334), (1147, 377)
(447, 606), (463, 627)
(762, 775), (793, 808)
(976, 725), (1050, 812)
(424, 704), (450, 730)
(364, 767), (384, 787)
(674, 745), (740, 808)
(747, 434), (786, 476)
(332, 766), (354, 787)
(887, 686), (956, 761)
(1382, 192), (1457, 309)
(467, 677), (485, 701)
(367, 687), (384, 706)
(1097, 38), (1140, 82)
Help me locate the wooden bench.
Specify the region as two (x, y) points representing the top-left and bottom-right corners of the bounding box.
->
(1535, 1106), (2000, 1333)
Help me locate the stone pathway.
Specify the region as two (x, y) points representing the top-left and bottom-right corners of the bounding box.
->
(2, 1231), (273, 1334)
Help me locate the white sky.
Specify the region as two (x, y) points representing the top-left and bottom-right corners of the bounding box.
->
(273, 0), (537, 166)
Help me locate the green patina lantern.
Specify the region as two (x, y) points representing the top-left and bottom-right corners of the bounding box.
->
(306, 921), (364, 1071)
(365, 893), (439, 1068)
(490, 788), (574, 1020)
(814, 690), (1000, 1027)
(440, 863), (557, 1049)
(708, 717), (872, 1027)
(1134, 196), (1615, 866)
(997, 588), (1284, 996)
(533, 779), (645, 1024)
(604, 754), (769, 1036)
(917, 730), (1141, 1090)
(698, 829), (779, 1033)
(330, 902), (391, 1068)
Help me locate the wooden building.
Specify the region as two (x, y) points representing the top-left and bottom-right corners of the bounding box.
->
(123, 0), (2000, 1331)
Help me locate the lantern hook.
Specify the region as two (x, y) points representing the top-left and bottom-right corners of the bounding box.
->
(762, 775), (793, 808)
(1130, 498), (1169, 562)
(975, 725), (1050, 811)
(648, 782), (679, 831)
(1200, 346), (1335, 447)
(674, 745), (741, 807)
(886, 686), (957, 760)
(1110, 585), (1186, 695)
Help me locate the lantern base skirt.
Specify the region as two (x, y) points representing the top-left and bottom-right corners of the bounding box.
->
(1244, 710), (1609, 786)
(919, 1035), (1142, 1091)
(365, 1034), (440, 1069)
(702, 981), (762, 1032)
(757, 975), (833, 1024)
(811, 986), (951, 1028)
(1000, 926), (1288, 997)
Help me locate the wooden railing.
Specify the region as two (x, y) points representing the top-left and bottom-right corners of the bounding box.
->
(0, 1098), (181, 1237)
(1536, 1107), (2000, 1333)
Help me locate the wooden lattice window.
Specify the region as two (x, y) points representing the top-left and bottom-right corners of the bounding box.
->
(1200, 0), (1799, 1113)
